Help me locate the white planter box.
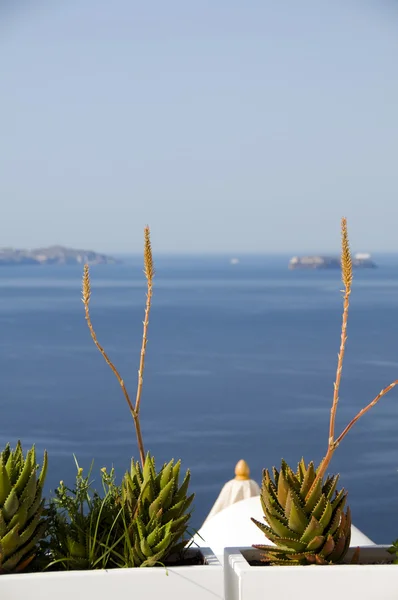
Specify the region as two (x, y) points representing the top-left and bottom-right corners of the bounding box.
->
(225, 546), (398, 600)
(0, 548), (223, 600)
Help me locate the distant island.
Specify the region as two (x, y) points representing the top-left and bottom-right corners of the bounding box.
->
(0, 246), (119, 266)
(289, 253), (376, 270)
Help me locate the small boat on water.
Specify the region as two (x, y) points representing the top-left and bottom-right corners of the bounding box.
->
(289, 252), (376, 270)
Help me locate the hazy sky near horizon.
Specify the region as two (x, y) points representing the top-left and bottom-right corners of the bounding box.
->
(1, 1), (398, 254)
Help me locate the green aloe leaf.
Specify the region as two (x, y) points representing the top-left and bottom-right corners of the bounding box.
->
(276, 469), (289, 510)
(0, 461), (12, 505)
(288, 498), (308, 534)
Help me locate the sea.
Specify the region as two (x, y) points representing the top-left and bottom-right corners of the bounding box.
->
(1, 254), (398, 544)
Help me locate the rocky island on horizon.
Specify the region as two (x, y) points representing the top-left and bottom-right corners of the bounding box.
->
(0, 245), (119, 266)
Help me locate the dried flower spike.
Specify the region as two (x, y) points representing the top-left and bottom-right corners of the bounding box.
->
(144, 225), (154, 282)
(341, 217), (353, 292)
(82, 264), (91, 305)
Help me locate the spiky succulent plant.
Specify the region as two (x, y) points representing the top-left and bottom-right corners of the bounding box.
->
(0, 441), (48, 573)
(251, 218), (398, 566)
(121, 453), (194, 567)
(252, 459), (351, 565)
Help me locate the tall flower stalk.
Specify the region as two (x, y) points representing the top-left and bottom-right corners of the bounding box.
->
(82, 226), (154, 466)
(310, 217), (397, 493)
(253, 217), (398, 566)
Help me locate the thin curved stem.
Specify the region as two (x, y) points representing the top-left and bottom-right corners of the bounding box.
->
(334, 380), (398, 448)
(82, 265), (145, 466)
(134, 282), (153, 415)
(328, 289), (351, 447)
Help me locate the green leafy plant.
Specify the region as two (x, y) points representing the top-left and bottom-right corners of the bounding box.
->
(253, 460), (351, 565)
(81, 227), (194, 567)
(388, 541), (398, 563)
(46, 460), (123, 570)
(253, 218), (398, 565)
(0, 441), (48, 573)
(121, 454), (194, 567)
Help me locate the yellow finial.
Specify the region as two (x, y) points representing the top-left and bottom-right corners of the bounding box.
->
(234, 459), (250, 481)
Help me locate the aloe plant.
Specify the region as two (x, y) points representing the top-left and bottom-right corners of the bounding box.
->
(121, 453), (194, 567)
(253, 460), (351, 565)
(81, 227), (194, 567)
(0, 441), (48, 573)
(253, 218), (398, 565)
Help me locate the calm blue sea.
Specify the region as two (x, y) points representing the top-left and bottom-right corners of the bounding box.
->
(1, 255), (398, 544)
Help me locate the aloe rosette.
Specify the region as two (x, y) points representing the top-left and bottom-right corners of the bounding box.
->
(0, 442), (48, 573)
(252, 459), (351, 565)
(122, 453), (194, 567)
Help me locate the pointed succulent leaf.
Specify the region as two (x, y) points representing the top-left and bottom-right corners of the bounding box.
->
(172, 460), (181, 488)
(164, 498), (187, 520)
(267, 537), (307, 551)
(13, 453), (35, 497)
(312, 494), (327, 521)
(135, 516), (147, 541)
(20, 469), (37, 507)
(0, 512), (7, 537)
(283, 464), (301, 495)
(331, 488), (347, 512)
(27, 493), (45, 522)
(266, 513), (301, 540)
(0, 460), (12, 505)
(299, 462), (316, 498)
(0, 524), (20, 558)
(251, 517), (281, 542)
(5, 449), (19, 485)
(323, 474), (339, 500)
(284, 489), (293, 519)
(300, 515), (324, 544)
(320, 534), (335, 557)
(276, 468), (289, 509)
(263, 475), (281, 506)
(160, 460), (174, 489)
(170, 512), (190, 534)
(1, 523), (46, 573)
(304, 479), (323, 513)
(3, 489), (20, 520)
(37, 451), (48, 491)
(8, 502), (29, 532)
(1, 444), (10, 465)
(327, 534), (346, 562)
(19, 508), (45, 545)
(146, 526), (161, 548)
(142, 453), (156, 483)
(261, 493), (287, 523)
(288, 498), (308, 534)
(306, 535), (325, 552)
(297, 457), (306, 482)
(152, 531), (172, 555)
(130, 460), (143, 486)
(271, 467), (279, 487)
(173, 470), (191, 505)
(148, 478), (175, 518)
(328, 508), (342, 537)
(319, 500), (333, 530)
(134, 537), (147, 562)
(140, 537), (154, 557)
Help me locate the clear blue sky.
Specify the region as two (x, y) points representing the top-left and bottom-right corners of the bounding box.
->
(1, 0), (397, 254)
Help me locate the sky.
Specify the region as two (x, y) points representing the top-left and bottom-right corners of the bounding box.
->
(1, 0), (398, 254)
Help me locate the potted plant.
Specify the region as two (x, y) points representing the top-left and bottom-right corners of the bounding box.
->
(224, 218), (398, 600)
(0, 228), (222, 599)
